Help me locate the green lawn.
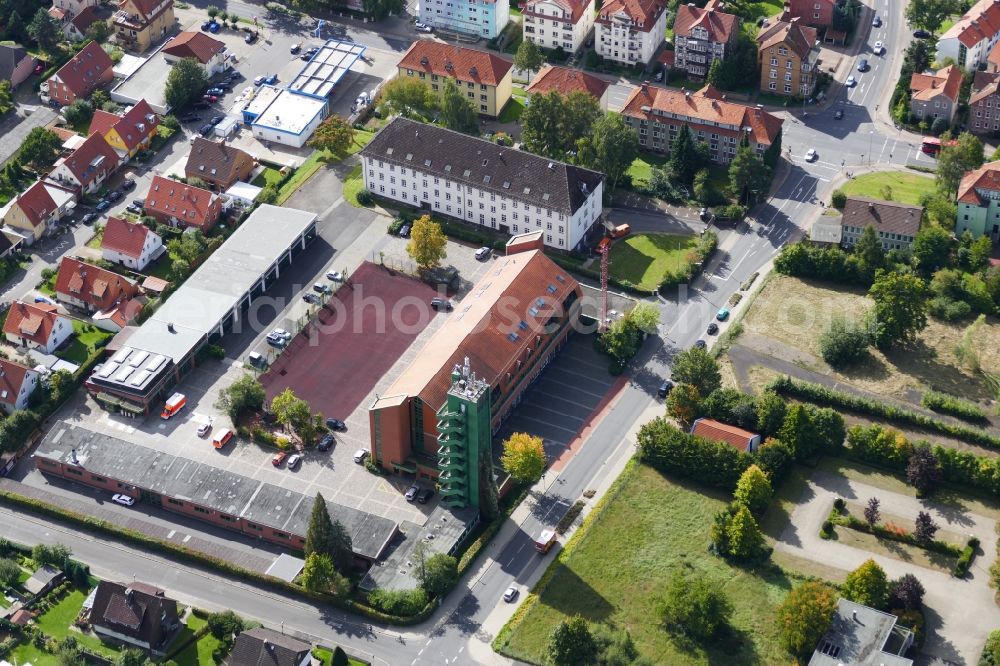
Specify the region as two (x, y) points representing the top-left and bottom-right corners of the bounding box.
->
(609, 233), (699, 291)
(838, 171), (934, 206)
(627, 151), (670, 188)
(495, 462), (795, 665)
(312, 646), (368, 666)
(36, 587), (123, 657)
(251, 166), (284, 188)
(277, 129), (375, 204)
(172, 613), (223, 666)
(342, 164), (366, 207)
(56, 320), (112, 365)
(498, 97), (525, 123)
(10, 642), (61, 666)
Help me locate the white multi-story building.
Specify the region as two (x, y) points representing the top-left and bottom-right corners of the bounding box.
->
(360, 118), (605, 251)
(595, 0), (668, 65)
(937, 0), (1000, 71)
(522, 0), (595, 54)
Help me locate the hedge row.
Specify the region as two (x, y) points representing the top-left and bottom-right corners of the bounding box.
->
(767, 376), (1000, 449)
(829, 508), (963, 558)
(954, 537), (979, 578)
(637, 417), (754, 492)
(920, 391), (988, 423)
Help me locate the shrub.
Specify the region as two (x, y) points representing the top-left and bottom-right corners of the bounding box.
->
(833, 497), (846, 512)
(658, 571), (733, 641)
(637, 417), (753, 492)
(831, 189), (847, 208)
(819, 317), (870, 368)
(981, 629), (1000, 665)
(954, 536), (979, 578)
(921, 390), (987, 421)
(367, 588), (429, 616)
(356, 189), (374, 206)
(819, 520), (833, 538)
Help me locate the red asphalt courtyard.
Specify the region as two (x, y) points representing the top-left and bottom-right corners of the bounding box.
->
(260, 261), (441, 420)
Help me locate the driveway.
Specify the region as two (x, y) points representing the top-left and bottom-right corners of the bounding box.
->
(776, 469), (1000, 665)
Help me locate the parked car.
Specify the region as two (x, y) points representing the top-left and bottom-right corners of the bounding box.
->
(417, 487), (434, 504)
(209, 115), (225, 126)
(290, 43), (302, 54)
(121, 177), (136, 191)
(208, 21), (220, 33)
(125, 203), (143, 215)
(353, 448), (368, 464)
(272, 328), (291, 340)
(254, 75), (267, 86)
(318, 433), (335, 451)
(414, 21), (432, 32)
(271, 451), (288, 467)
(503, 587), (519, 602)
(107, 190), (123, 202)
(180, 112), (200, 122)
(475, 246), (491, 260)
(34, 296), (55, 305)
(244, 31), (257, 44)
(834, 109), (844, 120)
(197, 423), (212, 437)
(80, 212), (96, 225)
(287, 453), (302, 470)
(266, 332), (286, 346)
(111, 494), (135, 506)
(206, 87), (225, 96)
(716, 308), (730, 321)
(707, 322), (719, 335)
(431, 297), (453, 311)
(657, 380), (673, 399)
(199, 123), (215, 136)
(327, 270), (344, 281)
(131, 198), (145, 208)
(805, 148), (817, 162)
(326, 418), (347, 431)
(201, 20), (214, 31)
(264, 74), (278, 85)
(95, 199), (111, 212)
(405, 484), (420, 501)
(303, 293), (320, 304)
(398, 224), (411, 238)
(694, 339), (707, 349)
(312, 282), (332, 295)
(913, 29), (931, 38)
(193, 101), (210, 110)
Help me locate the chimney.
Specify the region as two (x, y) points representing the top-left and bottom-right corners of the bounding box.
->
(852, 610), (858, 622)
(167, 322), (175, 332)
(71, 448), (78, 464)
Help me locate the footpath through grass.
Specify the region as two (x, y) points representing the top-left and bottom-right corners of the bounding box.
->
(496, 462), (795, 665)
(609, 233), (698, 291)
(838, 171), (934, 206)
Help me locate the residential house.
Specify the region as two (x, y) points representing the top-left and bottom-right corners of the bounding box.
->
(184, 138), (255, 191)
(418, 0), (510, 39)
(809, 599), (913, 666)
(71, 7), (105, 39)
(360, 117), (605, 251)
(396, 41), (514, 117)
(228, 628), (311, 666)
(52, 0), (98, 18)
(88, 99), (159, 160)
(936, 0), (1000, 72)
(690, 417), (761, 452)
(525, 65), (610, 109)
(838, 197), (922, 251)
(0, 44), (35, 89)
(54, 257), (140, 320)
(522, 0), (594, 54)
(48, 132), (121, 194)
(2, 301), (73, 354)
(90, 581), (180, 656)
(113, 0), (175, 53)
(101, 216), (163, 270)
(956, 160), (1000, 240)
(43, 41), (114, 106)
(0, 180), (76, 243)
(970, 70), (1000, 136)
(783, 0), (835, 29)
(22, 565), (62, 596)
(757, 16), (820, 97)
(909, 64), (963, 125)
(0, 358), (40, 414)
(595, 0), (668, 66)
(49, 6), (95, 41)
(161, 31), (229, 76)
(620, 83), (784, 163)
(143, 175), (222, 230)
(673, 0), (740, 79)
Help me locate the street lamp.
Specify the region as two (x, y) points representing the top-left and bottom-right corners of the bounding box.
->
(868, 130), (874, 166)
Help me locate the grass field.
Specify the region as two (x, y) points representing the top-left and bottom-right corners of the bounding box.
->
(56, 321), (112, 365)
(498, 97), (525, 123)
(608, 233), (698, 290)
(342, 164), (365, 207)
(742, 274), (1000, 401)
(251, 166), (284, 188)
(838, 171), (935, 206)
(626, 151), (670, 187)
(172, 613), (223, 666)
(496, 462), (795, 665)
(276, 129), (375, 204)
(37, 587), (122, 657)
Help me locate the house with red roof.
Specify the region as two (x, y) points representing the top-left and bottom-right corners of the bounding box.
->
(112, 0), (175, 53)
(620, 83), (784, 162)
(673, 0), (739, 79)
(595, 0), (668, 65)
(53, 0), (98, 20)
(525, 65), (610, 109)
(0, 358), (40, 414)
(691, 417), (761, 452)
(757, 16), (820, 97)
(3, 301), (73, 354)
(101, 216), (163, 270)
(42, 41), (114, 106)
(937, 0), (1000, 72)
(143, 175), (221, 230)
(161, 31), (228, 75)
(49, 4), (103, 41)
(88, 99), (159, 159)
(970, 70), (1000, 136)
(55, 256), (139, 314)
(0, 180), (77, 243)
(909, 64), (963, 125)
(956, 160), (1000, 240)
(48, 132), (120, 194)
(782, 0), (836, 29)
(522, 0), (595, 54)
(396, 41), (514, 117)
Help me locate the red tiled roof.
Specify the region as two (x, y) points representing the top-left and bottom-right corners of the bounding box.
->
(53, 41), (113, 98)
(120, 0), (171, 21)
(88, 109), (120, 137)
(674, 2), (738, 44)
(3, 301), (62, 346)
(523, 0), (591, 23)
(757, 16), (818, 59)
(941, 0), (1000, 48)
(10, 609), (33, 625)
(971, 70), (1000, 104)
(525, 65), (610, 100)
(13, 180), (58, 228)
(988, 39), (1000, 70)
(112, 99), (159, 150)
(48, 7), (68, 20)
(101, 216), (152, 259)
(910, 64), (963, 103)
(143, 175), (220, 229)
(161, 31), (225, 64)
(621, 83), (784, 147)
(597, 0), (666, 31)
(958, 160), (1000, 204)
(0, 358), (33, 409)
(72, 6), (103, 34)
(54, 256), (139, 311)
(691, 417), (758, 451)
(397, 41), (513, 87)
(58, 132), (120, 188)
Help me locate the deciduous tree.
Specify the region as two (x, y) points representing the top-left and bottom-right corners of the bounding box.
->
(439, 78), (478, 134)
(906, 0), (960, 33)
(513, 38), (544, 71)
(668, 346), (721, 397)
(666, 383), (701, 425)
(0, 81), (13, 115)
(380, 76), (435, 117)
(777, 404), (818, 460)
(308, 115), (356, 154)
(18, 127), (62, 172)
(867, 269), (929, 349)
(887, 573), (925, 611)
(658, 570), (733, 641)
(842, 558), (888, 609)
(418, 553), (458, 598)
(0, 557), (20, 588)
(914, 511), (939, 544)
(214, 374), (265, 420)
(936, 132), (984, 195)
(576, 113), (638, 192)
(733, 464), (772, 514)
(406, 215), (447, 269)
(854, 224), (885, 282)
(165, 58), (209, 110)
(906, 443), (943, 496)
(819, 317), (870, 368)
(548, 616), (597, 666)
(271, 388), (312, 433)
(500, 432), (545, 483)
(206, 610), (244, 639)
(864, 497), (881, 526)
(912, 225), (954, 273)
(755, 391), (787, 437)
(300, 552), (336, 593)
(728, 144), (770, 204)
(776, 581), (838, 658)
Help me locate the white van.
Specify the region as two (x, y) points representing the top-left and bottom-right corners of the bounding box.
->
(248, 351), (266, 368)
(353, 449), (368, 464)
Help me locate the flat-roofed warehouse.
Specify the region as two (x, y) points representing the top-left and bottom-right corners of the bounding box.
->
(34, 423), (399, 561)
(85, 205), (317, 416)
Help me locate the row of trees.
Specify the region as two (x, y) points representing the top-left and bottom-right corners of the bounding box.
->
(379, 76), (478, 135)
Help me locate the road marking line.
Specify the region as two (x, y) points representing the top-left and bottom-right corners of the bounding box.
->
(166, 530), (175, 538)
(182, 535), (191, 543)
(426, 640), (432, 647)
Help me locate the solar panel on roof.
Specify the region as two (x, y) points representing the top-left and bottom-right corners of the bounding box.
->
(127, 350), (149, 367)
(129, 370), (151, 386)
(145, 354), (166, 372)
(111, 347), (132, 364)
(97, 362), (120, 378)
(113, 365), (134, 382)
